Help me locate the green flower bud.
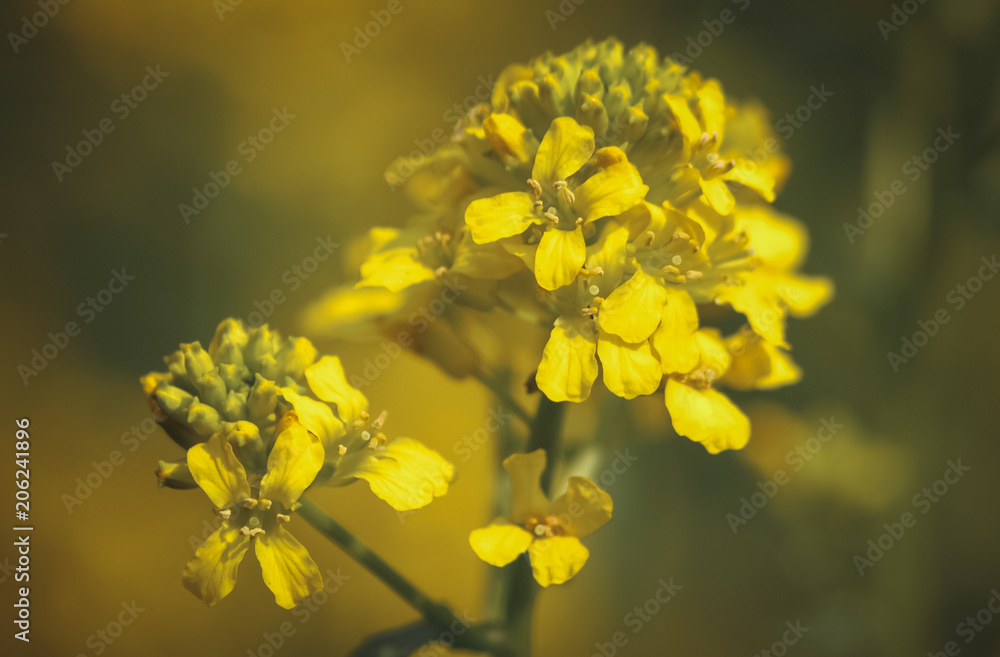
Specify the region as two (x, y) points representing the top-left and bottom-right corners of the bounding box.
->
(187, 400), (222, 437)
(182, 342), (214, 380)
(194, 369), (227, 409)
(247, 374), (278, 422)
(156, 459), (197, 489)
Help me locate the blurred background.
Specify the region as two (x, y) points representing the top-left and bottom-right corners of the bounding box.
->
(3, 0), (999, 655)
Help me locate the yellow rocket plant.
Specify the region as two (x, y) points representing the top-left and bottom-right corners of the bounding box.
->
(143, 37), (832, 656)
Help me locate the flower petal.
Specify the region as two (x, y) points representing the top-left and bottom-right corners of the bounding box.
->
(304, 356), (369, 427)
(599, 268), (668, 342)
(665, 379), (750, 453)
(536, 317), (599, 403)
(259, 420), (325, 508)
(451, 237), (526, 280)
(503, 450), (550, 524)
(715, 281), (787, 348)
(663, 94), (702, 145)
(697, 80), (726, 139)
(182, 524), (251, 607)
(721, 331), (801, 391)
(574, 162), (648, 223)
(280, 388), (346, 449)
(466, 192), (539, 244)
(699, 176), (735, 215)
(548, 477), (613, 539)
(255, 526), (324, 609)
(535, 227), (586, 291)
(340, 438), (455, 511)
(469, 523), (534, 567)
(532, 117), (595, 183)
(652, 288), (701, 374)
(528, 536), (590, 587)
(597, 331), (662, 399)
(737, 207), (807, 269)
(484, 113), (532, 166)
(186, 433), (252, 509)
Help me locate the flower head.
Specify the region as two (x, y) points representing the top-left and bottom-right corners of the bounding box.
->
(143, 318), (456, 511)
(469, 450), (612, 587)
(183, 415), (324, 608)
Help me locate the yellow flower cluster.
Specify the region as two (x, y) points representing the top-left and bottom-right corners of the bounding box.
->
(142, 318), (454, 608)
(305, 38), (832, 454)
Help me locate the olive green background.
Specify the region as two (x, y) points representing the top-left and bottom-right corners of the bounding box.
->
(2, 0), (999, 655)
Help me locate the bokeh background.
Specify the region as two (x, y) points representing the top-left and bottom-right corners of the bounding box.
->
(3, 0), (1000, 655)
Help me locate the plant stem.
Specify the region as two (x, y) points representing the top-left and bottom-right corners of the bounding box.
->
(473, 369), (532, 426)
(297, 496), (461, 631)
(502, 394), (566, 656)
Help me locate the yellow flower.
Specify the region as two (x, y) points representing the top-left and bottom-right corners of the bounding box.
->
(663, 330), (750, 453)
(720, 326), (802, 391)
(145, 319), (457, 512)
(182, 416), (324, 608)
(285, 355), (457, 511)
(469, 450), (612, 587)
(714, 205), (834, 347)
(465, 117), (647, 290)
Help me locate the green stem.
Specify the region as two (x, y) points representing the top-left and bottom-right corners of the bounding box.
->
(502, 394), (566, 656)
(473, 369), (532, 426)
(297, 496), (461, 631)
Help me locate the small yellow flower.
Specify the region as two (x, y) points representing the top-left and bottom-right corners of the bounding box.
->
(183, 415), (324, 608)
(465, 116), (647, 290)
(469, 450), (612, 587)
(664, 330), (750, 453)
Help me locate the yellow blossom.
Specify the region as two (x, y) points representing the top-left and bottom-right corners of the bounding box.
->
(469, 450), (612, 587)
(182, 416), (324, 608)
(465, 117), (647, 290)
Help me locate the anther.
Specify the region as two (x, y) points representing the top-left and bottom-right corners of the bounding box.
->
(338, 444), (347, 456)
(217, 509), (232, 520)
(258, 499), (272, 511)
(371, 410), (388, 431)
(276, 514), (291, 524)
(243, 498), (258, 509)
(685, 270), (703, 280)
(527, 179), (543, 196)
